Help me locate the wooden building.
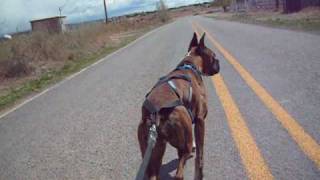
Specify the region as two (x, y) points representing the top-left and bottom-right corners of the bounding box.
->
(30, 16), (66, 33)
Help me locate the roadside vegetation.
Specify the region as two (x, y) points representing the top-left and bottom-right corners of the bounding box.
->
(0, 10), (171, 111)
(206, 7), (320, 34)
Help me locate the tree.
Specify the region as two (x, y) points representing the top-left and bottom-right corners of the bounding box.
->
(212, 0), (231, 12)
(156, 0), (169, 22)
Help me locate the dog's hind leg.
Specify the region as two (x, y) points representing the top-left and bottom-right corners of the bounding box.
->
(175, 130), (193, 180)
(194, 118), (205, 180)
(167, 107), (193, 180)
(138, 119), (166, 180)
(146, 139), (166, 180)
(192, 124), (196, 152)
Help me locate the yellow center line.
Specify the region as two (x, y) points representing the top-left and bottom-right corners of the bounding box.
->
(192, 25), (274, 180)
(194, 22), (320, 169)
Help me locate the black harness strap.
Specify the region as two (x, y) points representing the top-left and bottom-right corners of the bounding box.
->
(143, 63), (202, 125)
(167, 79), (195, 124)
(145, 74), (191, 98)
(143, 98), (183, 115)
(155, 74), (192, 89)
(143, 98), (160, 114)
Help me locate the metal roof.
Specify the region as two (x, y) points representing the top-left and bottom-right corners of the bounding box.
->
(30, 16), (66, 23)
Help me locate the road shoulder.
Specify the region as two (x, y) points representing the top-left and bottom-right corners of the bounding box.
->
(205, 8), (320, 35)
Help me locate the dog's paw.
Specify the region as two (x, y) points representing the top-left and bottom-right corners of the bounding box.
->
(192, 146), (196, 153)
(194, 167), (203, 180)
(192, 140), (196, 152)
(174, 176), (184, 180)
(187, 154), (194, 160)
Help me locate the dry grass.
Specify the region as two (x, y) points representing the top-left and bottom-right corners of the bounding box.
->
(0, 17), (161, 79)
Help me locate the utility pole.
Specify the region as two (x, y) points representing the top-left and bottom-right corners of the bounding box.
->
(103, 0), (108, 24)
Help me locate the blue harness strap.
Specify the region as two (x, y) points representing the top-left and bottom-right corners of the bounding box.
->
(176, 63), (202, 81)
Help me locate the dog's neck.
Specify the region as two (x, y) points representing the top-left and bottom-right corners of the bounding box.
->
(186, 51), (192, 57)
(176, 52), (204, 82)
(183, 50), (204, 74)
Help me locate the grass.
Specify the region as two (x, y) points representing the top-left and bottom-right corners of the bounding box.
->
(261, 17), (320, 31)
(0, 31), (144, 111)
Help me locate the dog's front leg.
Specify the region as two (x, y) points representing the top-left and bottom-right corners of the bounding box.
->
(194, 118), (205, 180)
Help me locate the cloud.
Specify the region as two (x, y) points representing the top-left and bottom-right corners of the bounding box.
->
(107, 0), (133, 9)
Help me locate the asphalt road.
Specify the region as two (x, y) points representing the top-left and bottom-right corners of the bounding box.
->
(0, 16), (319, 179)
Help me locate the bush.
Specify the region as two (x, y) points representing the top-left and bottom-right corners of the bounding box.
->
(0, 36), (33, 78)
(3, 58), (33, 78)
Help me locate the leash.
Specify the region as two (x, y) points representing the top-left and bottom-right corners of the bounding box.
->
(135, 123), (158, 180)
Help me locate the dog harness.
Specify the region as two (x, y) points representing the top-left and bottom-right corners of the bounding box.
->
(143, 63), (202, 125)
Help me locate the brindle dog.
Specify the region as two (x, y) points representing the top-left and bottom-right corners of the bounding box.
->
(138, 33), (220, 180)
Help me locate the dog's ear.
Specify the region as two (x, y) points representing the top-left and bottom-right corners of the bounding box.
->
(188, 32), (198, 52)
(199, 33), (206, 48)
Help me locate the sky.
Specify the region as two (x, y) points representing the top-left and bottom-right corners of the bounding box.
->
(0, 0), (212, 35)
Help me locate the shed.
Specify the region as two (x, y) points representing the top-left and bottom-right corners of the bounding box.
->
(231, 0), (319, 12)
(30, 16), (66, 33)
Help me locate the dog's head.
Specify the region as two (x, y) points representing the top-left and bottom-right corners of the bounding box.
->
(188, 32), (220, 76)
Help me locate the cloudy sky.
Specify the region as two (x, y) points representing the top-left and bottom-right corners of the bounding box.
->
(0, 0), (211, 35)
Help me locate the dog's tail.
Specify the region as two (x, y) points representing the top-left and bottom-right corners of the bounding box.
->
(135, 114), (158, 180)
